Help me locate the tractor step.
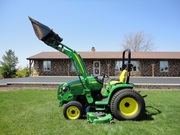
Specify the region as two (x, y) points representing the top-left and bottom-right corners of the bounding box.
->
(95, 96), (108, 105)
(95, 105), (106, 111)
(95, 96), (108, 111)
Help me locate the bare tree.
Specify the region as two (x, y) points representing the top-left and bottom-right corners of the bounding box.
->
(121, 31), (155, 52)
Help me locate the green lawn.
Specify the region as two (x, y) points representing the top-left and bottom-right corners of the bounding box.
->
(0, 90), (179, 135)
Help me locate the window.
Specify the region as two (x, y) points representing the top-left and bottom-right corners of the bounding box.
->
(131, 61), (140, 71)
(115, 61), (140, 71)
(43, 61), (51, 71)
(160, 61), (168, 72)
(115, 61), (121, 71)
(71, 61), (75, 71)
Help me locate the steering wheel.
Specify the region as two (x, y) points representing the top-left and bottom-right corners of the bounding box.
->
(101, 73), (109, 82)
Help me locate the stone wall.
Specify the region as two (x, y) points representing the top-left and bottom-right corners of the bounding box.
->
(33, 59), (71, 76)
(33, 59), (116, 76)
(168, 60), (180, 76)
(32, 59), (180, 77)
(84, 59), (116, 76)
(140, 59), (180, 77)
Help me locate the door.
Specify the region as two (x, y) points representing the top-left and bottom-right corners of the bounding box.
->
(93, 61), (100, 76)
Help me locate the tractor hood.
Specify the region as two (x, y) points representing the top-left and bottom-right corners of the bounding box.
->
(67, 76), (104, 91)
(58, 76), (103, 96)
(57, 78), (85, 104)
(67, 78), (85, 91)
(57, 76), (103, 106)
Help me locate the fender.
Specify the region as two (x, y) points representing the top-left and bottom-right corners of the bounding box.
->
(106, 83), (134, 104)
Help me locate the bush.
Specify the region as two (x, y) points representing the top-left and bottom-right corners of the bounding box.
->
(16, 67), (30, 78)
(0, 68), (3, 78)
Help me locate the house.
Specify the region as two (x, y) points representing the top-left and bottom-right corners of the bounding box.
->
(27, 48), (180, 77)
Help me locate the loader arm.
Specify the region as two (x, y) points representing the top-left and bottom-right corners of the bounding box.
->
(49, 42), (88, 79)
(29, 17), (89, 88)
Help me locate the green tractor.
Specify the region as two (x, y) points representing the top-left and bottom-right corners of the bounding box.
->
(29, 17), (146, 124)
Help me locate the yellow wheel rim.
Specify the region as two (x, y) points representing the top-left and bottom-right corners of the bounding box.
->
(66, 106), (80, 120)
(119, 97), (138, 116)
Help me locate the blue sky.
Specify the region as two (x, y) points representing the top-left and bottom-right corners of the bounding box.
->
(0, 0), (180, 67)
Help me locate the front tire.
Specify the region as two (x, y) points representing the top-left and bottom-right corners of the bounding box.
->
(110, 89), (145, 120)
(63, 101), (83, 120)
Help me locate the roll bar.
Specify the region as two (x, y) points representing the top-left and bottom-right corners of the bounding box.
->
(122, 49), (131, 84)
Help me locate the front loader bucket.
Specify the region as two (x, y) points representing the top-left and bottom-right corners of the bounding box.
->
(29, 16), (63, 46)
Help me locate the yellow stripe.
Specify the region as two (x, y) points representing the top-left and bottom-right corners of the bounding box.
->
(89, 81), (97, 84)
(71, 83), (85, 87)
(74, 53), (84, 73)
(71, 83), (81, 87)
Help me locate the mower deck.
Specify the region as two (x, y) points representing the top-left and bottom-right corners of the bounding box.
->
(87, 112), (114, 124)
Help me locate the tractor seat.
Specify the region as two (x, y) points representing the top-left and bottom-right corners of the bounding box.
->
(110, 69), (127, 85)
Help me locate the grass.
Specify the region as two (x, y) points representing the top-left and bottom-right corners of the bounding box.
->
(0, 89), (180, 135)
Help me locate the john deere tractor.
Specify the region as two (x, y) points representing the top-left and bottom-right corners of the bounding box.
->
(29, 17), (146, 124)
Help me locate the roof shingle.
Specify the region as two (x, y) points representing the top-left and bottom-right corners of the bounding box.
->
(27, 51), (180, 60)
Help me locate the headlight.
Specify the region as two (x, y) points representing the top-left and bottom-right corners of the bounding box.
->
(62, 86), (70, 93)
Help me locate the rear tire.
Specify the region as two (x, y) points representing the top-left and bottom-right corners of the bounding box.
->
(110, 89), (145, 120)
(63, 101), (83, 120)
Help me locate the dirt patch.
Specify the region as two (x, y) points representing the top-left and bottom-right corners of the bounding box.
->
(0, 86), (56, 91)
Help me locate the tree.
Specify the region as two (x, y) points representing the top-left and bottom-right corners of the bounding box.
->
(121, 31), (155, 52)
(0, 49), (19, 78)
